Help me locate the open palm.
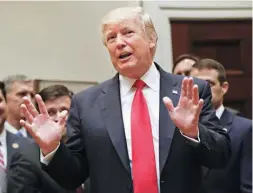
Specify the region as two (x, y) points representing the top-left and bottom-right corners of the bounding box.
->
(20, 95), (67, 155)
(163, 77), (204, 138)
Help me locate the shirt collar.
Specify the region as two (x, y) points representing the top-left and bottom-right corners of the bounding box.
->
(216, 104), (225, 119)
(0, 127), (6, 146)
(119, 63), (160, 96)
(4, 121), (18, 134)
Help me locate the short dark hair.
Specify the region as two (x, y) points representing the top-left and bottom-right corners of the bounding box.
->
(191, 58), (227, 84)
(173, 54), (200, 73)
(0, 81), (6, 100)
(39, 85), (73, 103)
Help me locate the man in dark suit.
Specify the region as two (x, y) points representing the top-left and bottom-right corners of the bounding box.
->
(20, 7), (230, 193)
(190, 58), (252, 193)
(0, 81), (36, 193)
(8, 85), (87, 193)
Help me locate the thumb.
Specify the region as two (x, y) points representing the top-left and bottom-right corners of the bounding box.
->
(58, 110), (68, 127)
(163, 96), (174, 113)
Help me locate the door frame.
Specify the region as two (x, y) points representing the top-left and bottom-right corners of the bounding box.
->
(141, 1), (252, 72)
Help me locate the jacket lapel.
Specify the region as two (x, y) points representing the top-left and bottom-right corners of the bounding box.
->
(6, 131), (21, 168)
(157, 66), (180, 174)
(98, 74), (131, 174)
(219, 108), (233, 133)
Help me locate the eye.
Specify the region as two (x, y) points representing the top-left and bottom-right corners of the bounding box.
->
(106, 35), (116, 43)
(124, 30), (134, 36)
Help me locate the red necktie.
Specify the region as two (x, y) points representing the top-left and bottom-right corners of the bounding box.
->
(131, 80), (158, 193)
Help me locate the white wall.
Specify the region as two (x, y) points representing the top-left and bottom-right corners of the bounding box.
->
(0, 1), (140, 83)
(0, 0), (251, 89)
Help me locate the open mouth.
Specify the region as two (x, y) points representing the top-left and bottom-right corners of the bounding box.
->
(119, 53), (132, 59)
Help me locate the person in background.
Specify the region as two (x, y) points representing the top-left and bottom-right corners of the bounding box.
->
(173, 55), (243, 116)
(190, 58), (252, 193)
(3, 74), (35, 138)
(8, 85), (89, 193)
(172, 53), (200, 76)
(0, 81), (36, 193)
(21, 7), (230, 193)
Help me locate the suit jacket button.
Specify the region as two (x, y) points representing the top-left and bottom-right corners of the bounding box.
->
(161, 180), (164, 183)
(128, 184), (133, 191)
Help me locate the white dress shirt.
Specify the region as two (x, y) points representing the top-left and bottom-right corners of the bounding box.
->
(120, 63), (160, 183)
(4, 121), (28, 137)
(0, 129), (7, 167)
(216, 105), (225, 119)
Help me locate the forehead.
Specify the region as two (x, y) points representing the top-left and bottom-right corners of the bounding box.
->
(103, 16), (143, 33)
(191, 68), (219, 80)
(11, 81), (34, 90)
(175, 59), (195, 70)
(44, 96), (71, 108)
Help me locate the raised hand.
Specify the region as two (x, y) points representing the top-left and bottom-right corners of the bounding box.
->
(20, 94), (68, 155)
(163, 77), (204, 138)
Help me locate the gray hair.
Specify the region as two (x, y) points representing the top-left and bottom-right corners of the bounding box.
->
(2, 74), (32, 93)
(100, 6), (158, 55)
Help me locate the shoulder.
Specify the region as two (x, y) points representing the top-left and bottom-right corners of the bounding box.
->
(233, 115), (252, 131)
(73, 77), (116, 102)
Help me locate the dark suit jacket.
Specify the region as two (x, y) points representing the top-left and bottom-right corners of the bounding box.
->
(44, 64), (230, 193)
(6, 131), (35, 169)
(201, 109), (252, 193)
(7, 140), (83, 193)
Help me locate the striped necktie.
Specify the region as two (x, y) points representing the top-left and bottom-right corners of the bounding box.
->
(0, 141), (7, 193)
(0, 142), (5, 171)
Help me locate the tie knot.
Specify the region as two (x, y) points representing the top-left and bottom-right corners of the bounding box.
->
(133, 80), (146, 90)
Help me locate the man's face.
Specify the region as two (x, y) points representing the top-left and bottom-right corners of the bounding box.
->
(190, 68), (228, 109)
(6, 81), (35, 121)
(0, 91), (7, 132)
(103, 16), (155, 79)
(44, 95), (71, 139)
(173, 59), (196, 76)
(45, 96), (71, 123)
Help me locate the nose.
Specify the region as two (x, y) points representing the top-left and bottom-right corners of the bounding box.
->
(52, 111), (61, 123)
(115, 35), (126, 49)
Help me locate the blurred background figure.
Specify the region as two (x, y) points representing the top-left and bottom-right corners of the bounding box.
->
(38, 85), (73, 143)
(190, 58), (252, 193)
(172, 54), (200, 76)
(8, 84), (89, 193)
(3, 74), (35, 138)
(0, 81), (36, 193)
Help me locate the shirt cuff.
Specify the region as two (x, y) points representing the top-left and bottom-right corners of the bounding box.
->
(180, 131), (200, 143)
(40, 143), (60, 165)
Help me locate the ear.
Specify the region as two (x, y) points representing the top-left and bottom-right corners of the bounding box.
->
(148, 32), (156, 49)
(221, 81), (229, 95)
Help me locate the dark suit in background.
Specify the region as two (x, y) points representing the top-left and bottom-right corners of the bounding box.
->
(43, 65), (230, 193)
(201, 108), (252, 193)
(6, 131), (36, 169)
(7, 140), (87, 193)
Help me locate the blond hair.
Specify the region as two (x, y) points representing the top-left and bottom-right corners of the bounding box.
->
(100, 6), (158, 55)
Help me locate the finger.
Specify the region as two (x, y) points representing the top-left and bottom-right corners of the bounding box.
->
(23, 96), (39, 117)
(163, 97), (174, 112)
(20, 104), (34, 124)
(180, 77), (188, 99)
(192, 85), (199, 105)
(194, 99), (204, 123)
(187, 77), (193, 99)
(35, 94), (49, 117)
(58, 110), (68, 128)
(20, 120), (44, 146)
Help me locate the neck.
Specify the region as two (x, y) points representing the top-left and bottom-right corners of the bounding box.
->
(7, 117), (21, 130)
